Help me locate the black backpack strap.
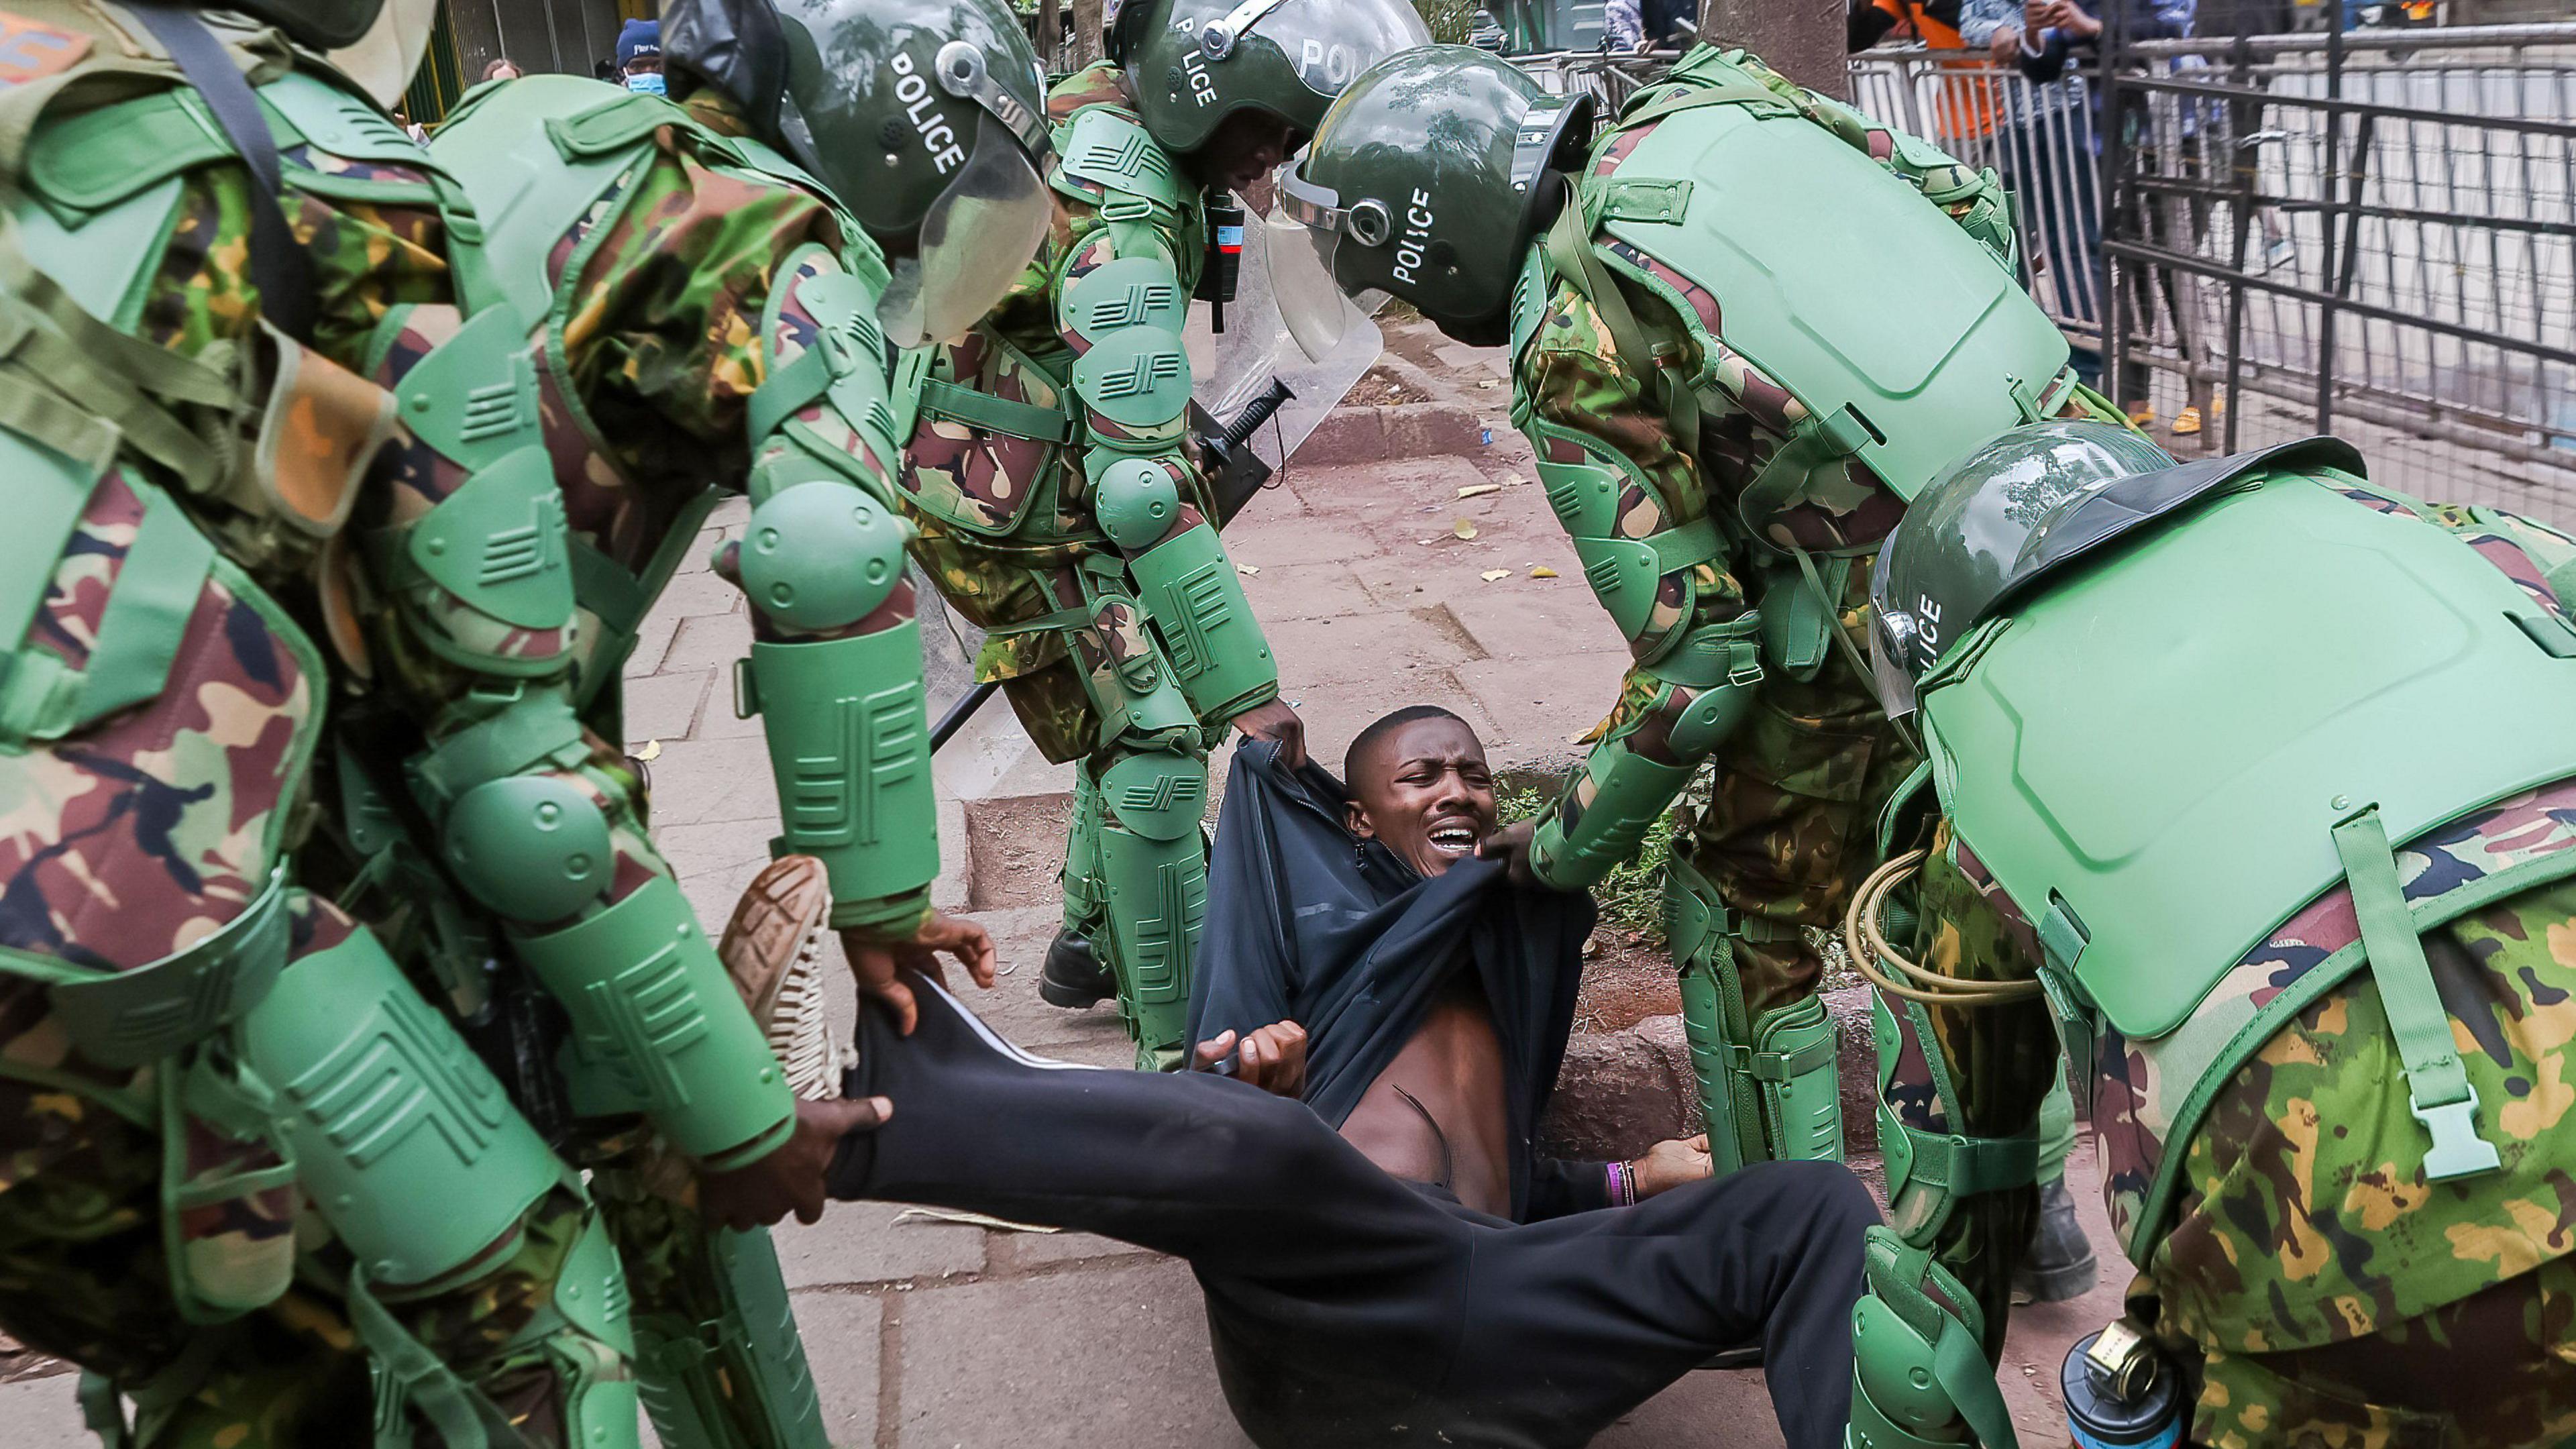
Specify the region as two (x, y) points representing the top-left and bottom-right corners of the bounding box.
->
(125, 4), (317, 344)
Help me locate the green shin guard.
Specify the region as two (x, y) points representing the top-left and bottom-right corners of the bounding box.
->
(1093, 750), (1210, 1071)
(513, 875), (796, 1169)
(631, 1226), (826, 1449)
(1849, 1228), (2019, 1449)
(1670, 871), (1845, 1173)
(1061, 765), (1108, 939)
(241, 926), (561, 1291)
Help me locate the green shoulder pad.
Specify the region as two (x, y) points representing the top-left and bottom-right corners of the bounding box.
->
(1053, 107), (1191, 215)
(406, 447), (574, 632)
(1071, 328), (1192, 433)
(1534, 447), (1660, 641)
(1509, 248), (1552, 363)
(395, 303), (541, 470)
(258, 69), (425, 166)
(1061, 254), (1189, 350)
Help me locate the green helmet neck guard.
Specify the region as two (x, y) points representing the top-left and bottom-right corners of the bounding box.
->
(1275, 46), (1589, 350)
(1113, 0), (1432, 155)
(1865, 425), (2380, 715)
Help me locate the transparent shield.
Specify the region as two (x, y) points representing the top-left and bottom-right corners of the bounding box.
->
(1203, 212), (1383, 471)
(1262, 204), (1360, 362)
(328, 0), (438, 108)
(877, 115), (1053, 350)
(1243, 0), (1434, 103)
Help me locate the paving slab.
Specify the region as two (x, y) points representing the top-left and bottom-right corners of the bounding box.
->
(777, 1202), (987, 1289)
(890, 1257), (1247, 1449)
(621, 667), (714, 747)
(1452, 653), (1637, 761)
(0, 1372), (88, 1448)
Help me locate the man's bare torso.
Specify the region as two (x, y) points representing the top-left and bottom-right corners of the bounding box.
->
(1338, 971), (1514, 1217)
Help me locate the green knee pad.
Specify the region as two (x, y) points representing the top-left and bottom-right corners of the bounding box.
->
(1849, 1227), (2019, 1449)
(1670, 873), (1844, 1173)
(1093, 749), (1210, 1069)
(241, 927), (561, 1291)
(633, 1226), (826, 1449)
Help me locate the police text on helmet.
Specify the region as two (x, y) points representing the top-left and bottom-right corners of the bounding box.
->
(1389, 190), (1434, 286)
(889, 53), (968, 172)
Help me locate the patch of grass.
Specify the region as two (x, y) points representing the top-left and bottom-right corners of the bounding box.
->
(1494, 782), (1676, 947)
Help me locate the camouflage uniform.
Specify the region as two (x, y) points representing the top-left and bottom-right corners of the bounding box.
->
(898, 64), (1274, 1069)
(1510, 49), (2123, 1165)
(0, 7), (635, 1446)
(1884, 493), (2576, 1442)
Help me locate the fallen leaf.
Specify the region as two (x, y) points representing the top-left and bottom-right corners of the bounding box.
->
(1417, 537), (1434, 545)
(1236, 563), (1260, 576)
(1530, 566), (1559, 578)
(635, 739), (663, 761)
(1476, 379), (1499, 388)
(1503, 474), (1529, 487)
(1480, 569), (1511, 582)
(1454, 519), (1479, 539)
(1456, 482), (1501, 499)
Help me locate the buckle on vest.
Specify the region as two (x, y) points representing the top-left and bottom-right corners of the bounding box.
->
(2411, 1087), (2504, 1181)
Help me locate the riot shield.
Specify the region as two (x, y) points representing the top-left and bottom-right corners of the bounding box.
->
(1199, 204), (1383, 478)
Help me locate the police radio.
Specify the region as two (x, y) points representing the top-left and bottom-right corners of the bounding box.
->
(1197, 189), (1246, 331)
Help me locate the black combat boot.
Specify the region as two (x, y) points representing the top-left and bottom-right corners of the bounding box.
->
(1039, 930), (1116, 1008)
(2014, 1176), (2099, 1304)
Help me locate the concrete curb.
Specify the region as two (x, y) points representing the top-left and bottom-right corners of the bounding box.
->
(1300, 401), (1501, 468)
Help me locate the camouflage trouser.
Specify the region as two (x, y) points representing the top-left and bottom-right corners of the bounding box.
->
(0, 1099), (590, 1447)
(2178, 1254), (2576, 1448)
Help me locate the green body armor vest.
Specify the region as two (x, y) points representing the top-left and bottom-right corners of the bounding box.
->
(1538, 54), (2072, 535)
(1921, 472), (2576, 1259)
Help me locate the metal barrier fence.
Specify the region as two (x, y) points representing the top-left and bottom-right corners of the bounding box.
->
(1848, 23), (2576, 515)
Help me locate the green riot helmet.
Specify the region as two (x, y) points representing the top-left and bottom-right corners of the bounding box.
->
(1112, 0), (1432, 157)
(668, 0), (1055, 348)
(1865, 419), (2290, 717)
(1272, 47), (1589, 356)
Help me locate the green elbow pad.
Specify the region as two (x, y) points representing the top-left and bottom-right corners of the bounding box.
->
(1125, 521), (1279, 719)
(735, 621), (940, 926)
(241, 926), (561, 1290)
(513, 875), (795, 1169)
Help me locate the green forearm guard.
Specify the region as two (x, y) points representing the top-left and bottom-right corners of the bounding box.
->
(737, 621), (939, 931)
(514, 875), (796, 1169)
(1531, 672), (1756, 891)
(241, 924), (562, 1289)
(1849, 1227), (2019, 1449)
(1124, 520), (1280, 722)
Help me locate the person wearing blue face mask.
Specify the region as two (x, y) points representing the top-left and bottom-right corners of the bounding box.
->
(616, 17), (665, 93)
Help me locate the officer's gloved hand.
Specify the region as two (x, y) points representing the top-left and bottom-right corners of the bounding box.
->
(699, 1095), (894, 1230)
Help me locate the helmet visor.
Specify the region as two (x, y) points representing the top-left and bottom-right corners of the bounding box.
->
(327, 0), (436, 108)
(1267, 160), (1366, 361)
(877, 112), (1053, 350)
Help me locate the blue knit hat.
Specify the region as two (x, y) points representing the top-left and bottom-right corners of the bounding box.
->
(615, 19), (661, 69)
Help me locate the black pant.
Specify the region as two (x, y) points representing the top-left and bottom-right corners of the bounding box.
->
(827, 977), (1875, 1449)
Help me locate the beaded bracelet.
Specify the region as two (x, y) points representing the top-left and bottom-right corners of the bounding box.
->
(1605, 1159), (1639, 1208)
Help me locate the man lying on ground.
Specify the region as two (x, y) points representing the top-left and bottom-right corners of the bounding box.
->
(718, 712), (1879, 1449)
(1187, 706), (1713, 1221)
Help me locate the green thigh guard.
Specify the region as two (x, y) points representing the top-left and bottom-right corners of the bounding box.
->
(1084, 747), (1210, 1071)
(1668, 859), (1844, 1175)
